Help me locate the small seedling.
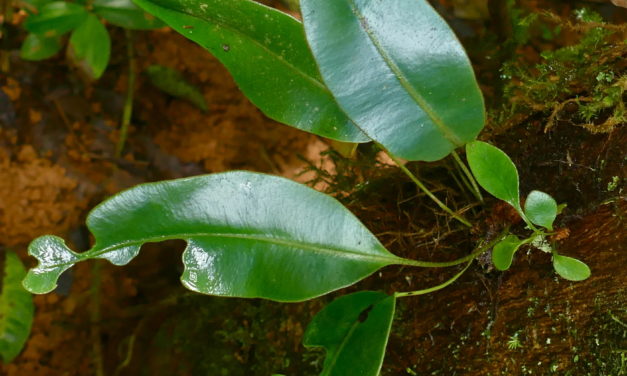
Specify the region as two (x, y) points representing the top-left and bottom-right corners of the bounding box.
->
(19, 0), (163, 79)
(466, 141), (591, 281)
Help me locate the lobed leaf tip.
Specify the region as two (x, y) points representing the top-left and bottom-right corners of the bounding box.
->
(22, 235), (80, 294)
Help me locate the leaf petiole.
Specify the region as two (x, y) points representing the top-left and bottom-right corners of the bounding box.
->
(378, 143), (472, 227)
(452, 150), (484, 203)
(398, 228), (509, 268)
(394, 261), (472, 298)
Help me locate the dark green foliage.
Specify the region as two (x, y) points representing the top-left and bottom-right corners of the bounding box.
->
(0, 251), (34, 363)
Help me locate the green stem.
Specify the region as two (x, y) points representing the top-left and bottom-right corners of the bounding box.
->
(379, 144), (472, 227)
(609, 312), (627, 329)
(518, 210), (541, 234)
(90, 261), (105, 376)
(395, 260), (472, 298)
(398, 227), (508, 268)
(452, 150), (483, 203)
(115, 29), (135, 158)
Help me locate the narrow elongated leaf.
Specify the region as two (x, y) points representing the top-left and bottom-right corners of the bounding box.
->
(146, 65), (208, 111)
(552, 255), (591, 281)
(69, 14), (111, 80)
(492, 235), (523, 271)
(133, 0), (368, 143)
(24, 172), (408, 302)
(20, 33), (63, 61)
(303, 291), (395, 376)
(24, 2), (87, 37)
(300, 0), (485, 161)
(466, 141), (521, 210)
(1, 251), (34, 363)
(94, 0), (164, 30)
(524, 190), (558, 230)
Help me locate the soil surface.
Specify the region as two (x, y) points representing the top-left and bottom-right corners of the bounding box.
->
(0, 0), (625, 375)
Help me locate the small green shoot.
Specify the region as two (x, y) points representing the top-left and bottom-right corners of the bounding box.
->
(467, 141), (590, 280)
(20, 0), (162, 78)
(507, 332), (523, 350)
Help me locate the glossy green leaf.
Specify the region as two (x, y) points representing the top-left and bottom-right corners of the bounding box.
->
(1, 251), (34, 363)
(133, 0), (369, 143)
(94, 0), (164, 30)
(20, 33), (63, 61)
(466, 141), (521, 210)
(300, 0), (485, 161)
(68, 14), (111, 80)
(23, 172), (410, 302)
(524, 190), (558, 230)
(303, 291), (395, 376)
(24, 2), (88, 37)
(552, 255), (591, 281)
(492, 235), (523, 271)
(146, 65), (208, 111)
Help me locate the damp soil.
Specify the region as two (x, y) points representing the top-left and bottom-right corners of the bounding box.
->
(1, 1), (625, 375)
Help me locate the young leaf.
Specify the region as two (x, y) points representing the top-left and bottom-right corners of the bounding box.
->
(20, 33), (63, 61)
(145, 65), (208, 111)
(466, 141), (521, 210)
(552, 255), (591, 281)
(1, 251), (35, 363)
(93, 0), (164, 30)
(303, 291), (395, 376)
(132, 0), (369, 143)
(68, 14), (111, 80)
(300, 0), (485, 162)
(492, 235), (523, 271)
(524, 190), (558, 230)
(24, 172), (408, 302)
(24, 2), (88, 37)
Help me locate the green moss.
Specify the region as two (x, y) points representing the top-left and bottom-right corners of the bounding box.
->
(495, 7), (626, 133)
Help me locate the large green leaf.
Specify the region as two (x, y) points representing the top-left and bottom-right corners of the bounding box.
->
(524, 190), (558, 231)
(68, 14), (111, 80)
(23, 172), (410, 302)
(466, 141), (521, 211)
(20, 33), (63, 61)
(94, 0), (164, 30)
(24, 2), (88, 37)
(303, 291), (395, 376)
(300, 0), (485, 161)
(132, 0), (368, 143)
(0, 251), (34, 363)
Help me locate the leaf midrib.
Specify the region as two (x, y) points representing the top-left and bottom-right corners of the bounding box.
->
(347, 0), (463, 146)
(83, 232), (402, 266)
(322, 317), (361, 375)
